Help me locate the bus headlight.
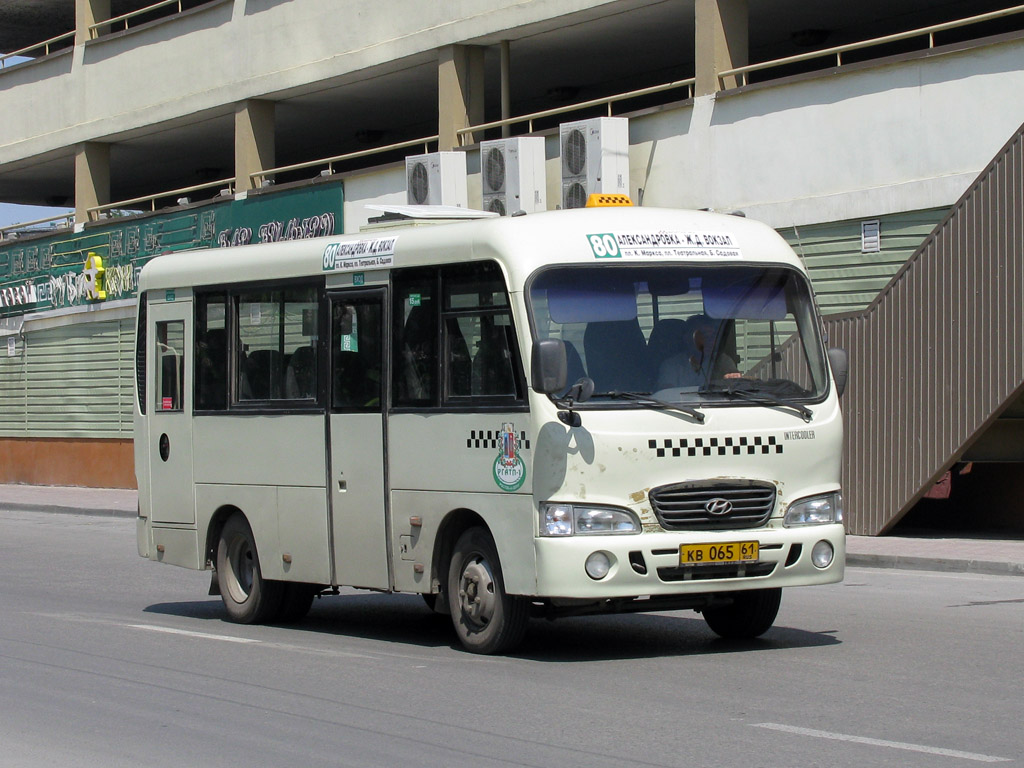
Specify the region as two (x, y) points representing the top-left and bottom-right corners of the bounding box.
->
(540, 503), (641, 536)
(784, 492), (844, 527)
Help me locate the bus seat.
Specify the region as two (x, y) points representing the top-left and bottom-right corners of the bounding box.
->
(447, 320), (472, 397)
(197, 328), (227, 409)
(583, 318), (647, 393)
(472, 322), (515, 396)
(246, 349), (283, 399)
(284, 345), (316, 399)
(647, 317), (693, 382)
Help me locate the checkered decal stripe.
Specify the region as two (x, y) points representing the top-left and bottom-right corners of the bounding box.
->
(467, 430), (531, 450)
(648, 435), (783, 457)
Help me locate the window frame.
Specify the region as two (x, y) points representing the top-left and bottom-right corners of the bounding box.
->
(192, 277), (327, 415)
(391, 261), (526, 413)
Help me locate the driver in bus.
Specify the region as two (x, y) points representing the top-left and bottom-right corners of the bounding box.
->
(655, 314), (738, 390)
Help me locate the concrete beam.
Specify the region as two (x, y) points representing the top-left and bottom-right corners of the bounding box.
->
(695, 0), (748, 96)
(74, 142), (109, 223)
(438, 44), (485, 151)
(235, 99), (275, 192)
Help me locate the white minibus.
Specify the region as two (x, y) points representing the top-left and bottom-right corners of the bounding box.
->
(135, 199), (846, 654)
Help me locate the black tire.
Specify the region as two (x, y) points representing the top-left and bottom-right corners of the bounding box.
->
(447, 527), (529, 654)
(702, 588), (782, 639)
(276, 582), (318, 623)
(216, 514), (284, 624)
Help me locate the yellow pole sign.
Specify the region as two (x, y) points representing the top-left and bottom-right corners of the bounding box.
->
(83, 252), (106, 301)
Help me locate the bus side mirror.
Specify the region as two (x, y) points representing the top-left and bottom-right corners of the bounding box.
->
(531, 339), (568, 394)
(828, 347), (848, 397)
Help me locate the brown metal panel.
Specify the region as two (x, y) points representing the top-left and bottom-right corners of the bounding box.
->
(825, 121), (1024, 534)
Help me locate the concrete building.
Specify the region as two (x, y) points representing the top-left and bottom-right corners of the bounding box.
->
(0, 0), (1022, 533)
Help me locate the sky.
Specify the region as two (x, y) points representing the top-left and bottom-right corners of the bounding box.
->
(0, 203), (75, 230)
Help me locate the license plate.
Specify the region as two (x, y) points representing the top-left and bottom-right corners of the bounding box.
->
(680, 541), (759, 565)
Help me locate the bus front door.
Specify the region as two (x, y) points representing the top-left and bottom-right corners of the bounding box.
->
(327, 290), (390, 590)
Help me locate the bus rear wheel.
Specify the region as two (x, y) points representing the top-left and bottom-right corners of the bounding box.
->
(702, 588), (782, 639)
(216, 514), (284, 624)
(448, 527), (529, 654)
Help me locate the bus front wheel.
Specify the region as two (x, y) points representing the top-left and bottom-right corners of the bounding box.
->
(216, 514), (284, 624)
(447, 527), (529, 654)
(702, 588), (782, 639)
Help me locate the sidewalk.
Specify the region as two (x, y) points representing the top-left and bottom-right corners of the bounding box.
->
(0, 483), (137, 517)
(2, 483), (1023, 576)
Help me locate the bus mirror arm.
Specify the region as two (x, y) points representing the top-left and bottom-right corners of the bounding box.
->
(554, 378), (594, 429)
(828, 347), (849, 397)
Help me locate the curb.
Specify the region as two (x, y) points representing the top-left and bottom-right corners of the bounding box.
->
(847, 552), (1024, 577)
(0, 502), (136, 519)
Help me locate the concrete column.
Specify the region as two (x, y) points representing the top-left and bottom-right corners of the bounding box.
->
(438, 44), (485, 150)
(76, 0), (111, 43)
(695, 0), (748, 96)
(500, 41), (511, 139)
(235, 99), (276, 192)
(75, 142), (110, 223)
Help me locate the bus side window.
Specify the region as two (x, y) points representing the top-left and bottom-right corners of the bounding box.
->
(195, 293), (228, 410)
(443, 262), (521, 401)
(155, 320), (184, 411)
(392, 273), (437, 406)
(235, 286), (319, 403)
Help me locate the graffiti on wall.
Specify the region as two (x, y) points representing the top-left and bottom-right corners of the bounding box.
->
(217, 212), (336, 248)
(0, 184), (344, 317)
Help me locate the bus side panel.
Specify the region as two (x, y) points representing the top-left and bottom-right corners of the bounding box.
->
(389, 412), (532, 494)
(277, 485), (331, 584)
(193, 415), (326, 487)
(151, 527), (201, 569)
(391, 490), (537, 596)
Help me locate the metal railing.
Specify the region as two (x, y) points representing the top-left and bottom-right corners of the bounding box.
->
(0, 31), (75, 68)
(89, 0), (185, 38)
(720, 4), (1024, 87)
(86, 177), (235, 221)
(0, 213), (75, 240)
(456, 78), (696, 145)
(250, 135), (439, 187)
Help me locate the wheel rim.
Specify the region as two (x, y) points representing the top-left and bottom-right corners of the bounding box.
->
(457, 554), (497, 630)
(225, 534), (255, 603)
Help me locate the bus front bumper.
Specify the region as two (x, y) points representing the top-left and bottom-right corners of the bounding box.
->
(532, 524), (845, 600)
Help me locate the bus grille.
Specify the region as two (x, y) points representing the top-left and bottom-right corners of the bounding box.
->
(649, 482), (776, 531)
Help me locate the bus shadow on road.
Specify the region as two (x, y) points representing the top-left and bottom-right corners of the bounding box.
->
(514, 614), (840, 662)
(144, 592), (840, 660)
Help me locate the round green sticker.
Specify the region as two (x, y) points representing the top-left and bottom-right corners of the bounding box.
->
(493, 453), (526, 492)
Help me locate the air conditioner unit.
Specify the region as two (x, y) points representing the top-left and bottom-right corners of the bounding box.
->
(480, 137), (547, 216)
(559, 117), (629, 209)
(405, 151), (468, 207)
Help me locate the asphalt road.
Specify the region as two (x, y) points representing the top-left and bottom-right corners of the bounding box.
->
(2, 510), (1022, 768)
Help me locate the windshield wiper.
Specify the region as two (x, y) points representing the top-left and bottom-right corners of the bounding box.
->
(699, 383), (813, 422)
(596, 391), (705, 424)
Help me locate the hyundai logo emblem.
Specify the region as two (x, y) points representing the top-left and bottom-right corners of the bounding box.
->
(705, 498), (733, 516)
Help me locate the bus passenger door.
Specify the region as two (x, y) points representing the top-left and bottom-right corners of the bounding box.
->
(148, 298), (195, 525)
(327, 290), (389, 590)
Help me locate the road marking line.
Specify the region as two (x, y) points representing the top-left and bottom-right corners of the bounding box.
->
(752, 723), (1011, 763)
(126, 624), (260, 644)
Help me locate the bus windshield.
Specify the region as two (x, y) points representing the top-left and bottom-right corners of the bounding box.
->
(528, 264), (829, 404)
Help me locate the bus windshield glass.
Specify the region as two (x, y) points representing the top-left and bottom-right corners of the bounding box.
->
(528, 264), (829, 404)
